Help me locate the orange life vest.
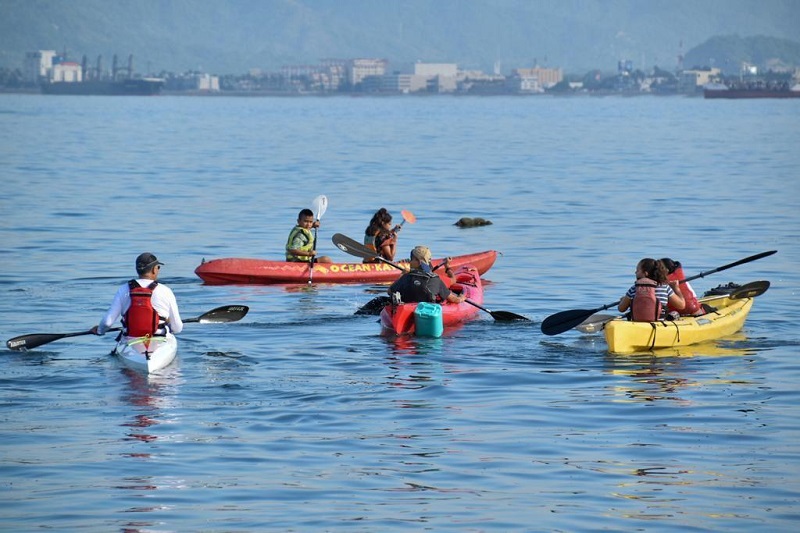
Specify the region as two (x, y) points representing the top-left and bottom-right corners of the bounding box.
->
(123, 280), (163, 337)
(667, 266), (703, 315)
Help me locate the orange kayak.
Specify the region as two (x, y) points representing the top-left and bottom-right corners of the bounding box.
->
(195, 250), (497, 285)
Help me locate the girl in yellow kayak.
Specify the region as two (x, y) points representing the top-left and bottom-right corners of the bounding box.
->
(618, 258), (685, 321)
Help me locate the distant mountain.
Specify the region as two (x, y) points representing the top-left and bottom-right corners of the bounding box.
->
(1, 0), (799, 75)
(684, 35), (800, 75)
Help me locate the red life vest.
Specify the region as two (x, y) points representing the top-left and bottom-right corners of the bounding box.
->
(631, 277), (661, 322)
(123, 280), (163, 337)
(667, 266), (703, 315)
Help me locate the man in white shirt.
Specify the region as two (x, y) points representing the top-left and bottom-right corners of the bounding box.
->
(91, 252), (183, 337)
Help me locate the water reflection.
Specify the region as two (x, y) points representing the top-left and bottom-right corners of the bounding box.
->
(603, 334), (756, 403)
(119, 368), (177, 449)
(382, 336), (444, 393)
(115, 368), (182, 525)
(384, 334), (444, 357)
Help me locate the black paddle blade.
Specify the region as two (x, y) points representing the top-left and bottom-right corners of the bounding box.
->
(541, 300), (621, 336)
(332, 233), (376, 260)
(730, 280), (770, 299)
(6, 331), (90, 351)
(355, 296), (390, 315)
(196, 305), (249, 323)
(489, 310), (530, 321)
(463, 299), (529, 322)
(541, 309), (599, 336)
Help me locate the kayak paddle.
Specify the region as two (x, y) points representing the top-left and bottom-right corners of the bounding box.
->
(462, 299), (529, 321)
(541, 251), (777, 336)
(6, 305), (250, 351)
(332, 233), (529, 322)
(680, 250), (776, 283)
(574, 313), (619, 333)
(730, 280), (770, 299)
(309, 194), (328, 284)
(398, 209), (416, 229)
(573, 280), (772, 334)
(540, 301), (623, 336)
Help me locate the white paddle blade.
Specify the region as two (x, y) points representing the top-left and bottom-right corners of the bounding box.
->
(312, 195), (328, 220)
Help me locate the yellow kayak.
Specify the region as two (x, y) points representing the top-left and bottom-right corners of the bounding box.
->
(604, 294), (754, 354)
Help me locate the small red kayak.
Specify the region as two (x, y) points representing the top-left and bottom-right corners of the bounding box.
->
(379, 265), (483, 336)
(195, 250), (497, 285)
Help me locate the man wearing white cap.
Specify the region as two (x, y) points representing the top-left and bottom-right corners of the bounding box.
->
(91, 252), (183, 338)
(388, 246), (465, 304)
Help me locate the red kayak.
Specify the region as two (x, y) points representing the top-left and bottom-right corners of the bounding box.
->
(379, 265), (483, 336)
(195, 250), (497, 285)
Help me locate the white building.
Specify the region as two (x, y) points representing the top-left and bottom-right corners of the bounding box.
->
(381, 73), (428, 94)
(413, 63), (458, 93)
(511, 67), (563, 91)
(51, 61), (82, 82)
(24, 50), (57, 84)
(196, 73), (220, 91)
(414, 63), (457, 78)
(348, 59), (388, 86)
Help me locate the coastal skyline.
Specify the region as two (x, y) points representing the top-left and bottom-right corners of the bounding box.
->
(2, 0), (799, 75)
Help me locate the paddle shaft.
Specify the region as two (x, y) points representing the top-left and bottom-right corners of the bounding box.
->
(308, 195), (327, 284)
(462, 299), (529, 321)
(682, 250), (776, 283)
(309, 226), (319, 283)
(6, 305), (249, 351)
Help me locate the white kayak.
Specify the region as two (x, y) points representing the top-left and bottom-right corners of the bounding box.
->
(113, 333), (178, 373)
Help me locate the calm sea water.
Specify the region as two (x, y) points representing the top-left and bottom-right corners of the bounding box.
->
(1, 93), (799, 532)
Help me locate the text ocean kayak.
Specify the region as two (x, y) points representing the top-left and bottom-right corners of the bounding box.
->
(379, 265), (483, 335)
(195, 250), (497, 285)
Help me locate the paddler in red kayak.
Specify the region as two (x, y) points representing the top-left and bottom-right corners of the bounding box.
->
(388, 246), (465, 304)
(286, 208), (332, 263)
(363, 207), (401, 263)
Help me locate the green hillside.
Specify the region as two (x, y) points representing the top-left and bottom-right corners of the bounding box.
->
(685, 35), (800, 75)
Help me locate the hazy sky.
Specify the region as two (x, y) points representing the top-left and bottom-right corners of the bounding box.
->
(1, 0), (798, 73)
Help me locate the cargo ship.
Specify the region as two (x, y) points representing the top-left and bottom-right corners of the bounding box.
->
(41, 77), (164, 96)
(38, 52), (164, 96)
(704, 82), (800, 99)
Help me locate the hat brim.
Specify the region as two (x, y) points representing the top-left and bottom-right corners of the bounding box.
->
(138, 260), (164, 272)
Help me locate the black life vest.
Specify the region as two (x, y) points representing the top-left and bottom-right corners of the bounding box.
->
(123, 280), (163, 337)
(393, 271), (438, 303)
